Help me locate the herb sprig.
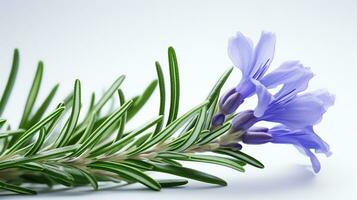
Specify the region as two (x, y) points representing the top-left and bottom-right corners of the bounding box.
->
(0, 48), (263, 195)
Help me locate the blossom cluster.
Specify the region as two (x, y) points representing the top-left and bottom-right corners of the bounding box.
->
(213, 32), (334, 173)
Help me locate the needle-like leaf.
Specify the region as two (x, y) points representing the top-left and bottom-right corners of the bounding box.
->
(0, 49), (19, 116)
(158, 153), (245, 172)
(150, 163), (227, 186)
(127, 80), (158, 121)
(206, 67), (233, 108)
(172, 105), (207, 152)
(19, 61), (44, 129)
(55, 80), (81, 147)
(0, 129), (25, 139)
(157, 179), (188, 188)
(89, 115), (163, 157)
(28, 84), (59, 127)
(154, 62), (166, 135)
(214, 148), (264, 168)
(6, 106), (65, 154)
(115, 89), (126, 141)
(0, 119), (6, 128)
(0, 181), (36, 195)
(0, 145), (78, 170)
(72, 100), (133, 157)
(127, 101), (208, 156)
(88, 161), (161, 191)
(198, 122), (232, 145)
(25, 127), (46, 156)
(166, 47), (180, 125)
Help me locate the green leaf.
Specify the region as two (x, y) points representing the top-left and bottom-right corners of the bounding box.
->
(155, 158), (183, 167)
(205, 94), (219, 129)
(88, 140), (114, 158)
(0, 119), (6, 128)
(90, 115), (163, 157)
(150, 163), (227, 186)
(181, 67), (233, 132)
(0, 49), (19, 116)
(70, 76), (125, 144)
(55, 80), (81, 147)
(188, 154), (245, 172)
(0, 145), (78, 170)
(20, 174), (53, 187)
(214, 148), (264, 168)
(158, 153), (245, 172)
(78, 113), (96, 144)
(88, 161), (161, 191)
(0, 180), (36, 195)
(172, 105), (207, 151)
(92, 75), (125, 114)
(70, 166), (98, 190)
(19, 61), (44, 129)
(25, 127), (46, 156)
(154, 62), (166, 135)
(225, 113), (238, 122)
(127, 80), (158, 121)
(28, 84), (59, 127)
(157, 151), (189, 159)
(0, 129), (25, 139)
(128, 101), (209, 156)
(115, 89), (126, 141)
(44, 103), (65, 137)
(198, 122), (231, 145)
(18, 162), (44, 171)
(42, 164), (74, 186)
(121, 159), (154, 170)
(206, 67), (233, 108)
(62, 92), (74, 108)
(85, 92), (96, 117)
(126, 132), (152, 149)
(167, 129), (192, 149)
(157, 179), (188, 187)
(6, 106), (65, 154)
(72, 100), (133, 157)
(166, 47), (180, 125)
(0, 137), (8, 155)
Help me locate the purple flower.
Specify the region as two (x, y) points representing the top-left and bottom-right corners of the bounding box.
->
(215, 31), (335, 173)
(213, 32), (313, 128)
(242, 125), (331, 173)
(230, 89), (334, 132)
(254, 85), (335, 129)
(230, 110), (257, 131)
(219, 31), (276, 115)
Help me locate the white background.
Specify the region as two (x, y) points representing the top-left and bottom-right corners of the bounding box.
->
(0, 0), (356, 199)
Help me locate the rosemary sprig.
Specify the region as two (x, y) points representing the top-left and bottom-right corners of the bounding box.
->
(0, 47), (263, 195)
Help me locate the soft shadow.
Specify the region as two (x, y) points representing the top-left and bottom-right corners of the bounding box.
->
(0, 165), (316, 197)
(220, 165), (316, 195)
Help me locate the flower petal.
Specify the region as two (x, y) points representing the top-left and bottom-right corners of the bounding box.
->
(251, 79), (273, 117)
(250, 32), (276, 78)
(228, 32), (254, 77)
(274, 67), (314, 100)
(262, 90), (334, 129)
(312, 89), (336, 110)
(261, 61), (312, 87)
(269, 125), (328, 173)
(300, 146), (321, 173)
(260, 61), (314, 101)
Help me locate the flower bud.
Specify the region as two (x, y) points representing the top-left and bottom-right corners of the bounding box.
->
(242, 132), (272, 144)
(211, 113), (225, 128)
(220, 143), (243, 150)
(231, 110), (257, 131)
(220, 92), (243, 115)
